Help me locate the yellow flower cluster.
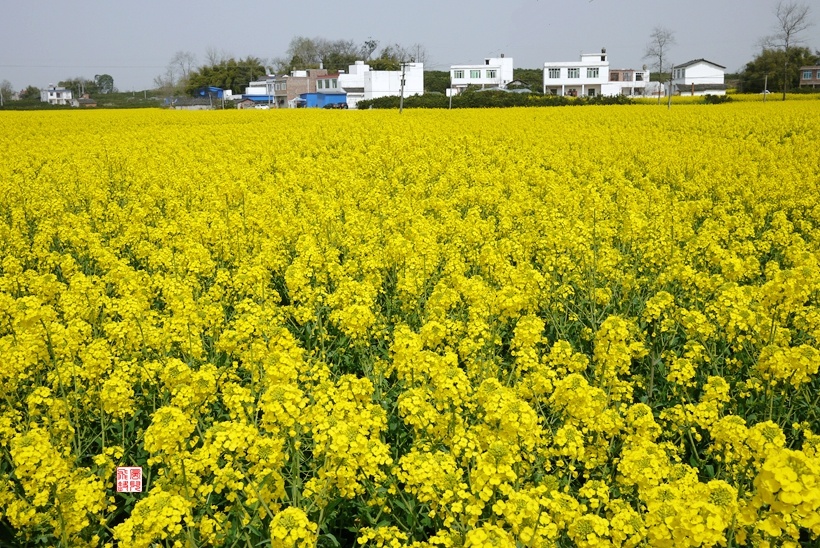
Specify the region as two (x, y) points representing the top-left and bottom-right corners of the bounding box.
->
(1, 102), (819, 546)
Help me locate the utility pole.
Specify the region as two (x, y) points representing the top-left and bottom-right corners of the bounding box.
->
(764, 74), (768, 102)
(667, 62), (673, 109)
(399, 61), (407, 114)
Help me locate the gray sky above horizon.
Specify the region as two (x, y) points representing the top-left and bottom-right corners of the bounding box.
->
(1, 0), (816, 92)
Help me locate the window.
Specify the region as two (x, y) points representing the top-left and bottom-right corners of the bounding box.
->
(550, 88), (558, 95)
(317, 80), (324, 89)
(804, 70), (814, 80)
(610, 72), (620, 81)
(587, 67), (599, 78)
(817, 70), (820, 79)
(548, 68), (560, 78)
(486, 69), (497, 79)
(635, 72), (643, 81)
(623, 72), (632, 81)
(470, 69), (481, 79)
(588, 88), (596, 97)
(331, 79), (337, 88)
(453, 69), (464, 79)
(568, 68), (580, 78)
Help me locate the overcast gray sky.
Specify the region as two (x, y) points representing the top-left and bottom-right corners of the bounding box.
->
(1, 0), (815, 92)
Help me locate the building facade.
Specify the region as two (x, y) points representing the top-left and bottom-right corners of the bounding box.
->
(339, 61), (424, 109)
(544, 48), (646, 97)
(40, 85), (73, 105)
(449, 56), (514, 95)
(608, 68), (648, 96)
(799, 66), (820, 89)
(672, 59), (727, 96)
(244, 69), (331, 108)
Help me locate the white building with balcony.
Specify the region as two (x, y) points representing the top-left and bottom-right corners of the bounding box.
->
(40, 85), (73, 105)
(543, 49), (614, 97)
(449, 55), (514, 95)
(543, 49), (647, 97)
(338, 61), (424, 109)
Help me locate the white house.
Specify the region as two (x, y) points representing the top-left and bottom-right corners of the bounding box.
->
(672, 59), (727, 96)
(40, 85), (73, 105)
(543, 50), (647, 97)
(449, 55), (514, 95)
(543, 49), (613, 97)
(338, 61), (424, 109)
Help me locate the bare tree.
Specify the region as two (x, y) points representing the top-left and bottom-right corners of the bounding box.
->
(205, 47), (230, 66)
(643, 27), (676, 104)
(764, 1), (813, 100)
(153, 66), (177, 95)
(404, 43), (429, 65)
(169, 51), (198, 86)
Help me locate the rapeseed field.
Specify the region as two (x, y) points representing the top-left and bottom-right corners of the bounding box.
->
(1, 102), (819, 547)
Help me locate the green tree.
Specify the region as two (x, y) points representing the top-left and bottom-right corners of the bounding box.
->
(424, 71), (450, 94)
(512, 68), (543, 92)
(18, 85), (40, 101)
(59, 77), (99, 97)
(739, 46), (818, 93)
(184, 56), (267, 96)
(95, 74), (115, 94)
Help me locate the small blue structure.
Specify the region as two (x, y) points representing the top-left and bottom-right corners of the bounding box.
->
(299, 92), (347, 108)
(195, 86), (226, 99)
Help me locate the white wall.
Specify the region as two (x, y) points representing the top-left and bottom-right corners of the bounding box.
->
(40, 87), (73, 105)
(450, 57), (514, 92)
(340, 61), (424, 108)
(543, 52), (610, 96)
(673, 62), (724, 85)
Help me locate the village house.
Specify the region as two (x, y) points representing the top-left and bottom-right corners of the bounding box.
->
(449, 55), (514, 95)
(339, 61), (424, 109)
(543, 49), (647, 97)
(799, 65), (820, 89)
(40, 85), (73, 105)
(244, 69), (334, 108)
(672, 59), (727, 96)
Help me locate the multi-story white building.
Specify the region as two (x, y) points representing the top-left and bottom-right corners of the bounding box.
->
(40, 85), (73, 105)
(338, 61), (424, 109)
(543, 49), (613, 97)
(449, 55), (514, 95)
(672, 59), (727, 96)
(543, 50), (647, 97)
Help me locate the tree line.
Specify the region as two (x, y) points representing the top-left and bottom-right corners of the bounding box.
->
(1, 2), (816, 106)
(146, 1), (820, 100)
(152, 37), (430, 97)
